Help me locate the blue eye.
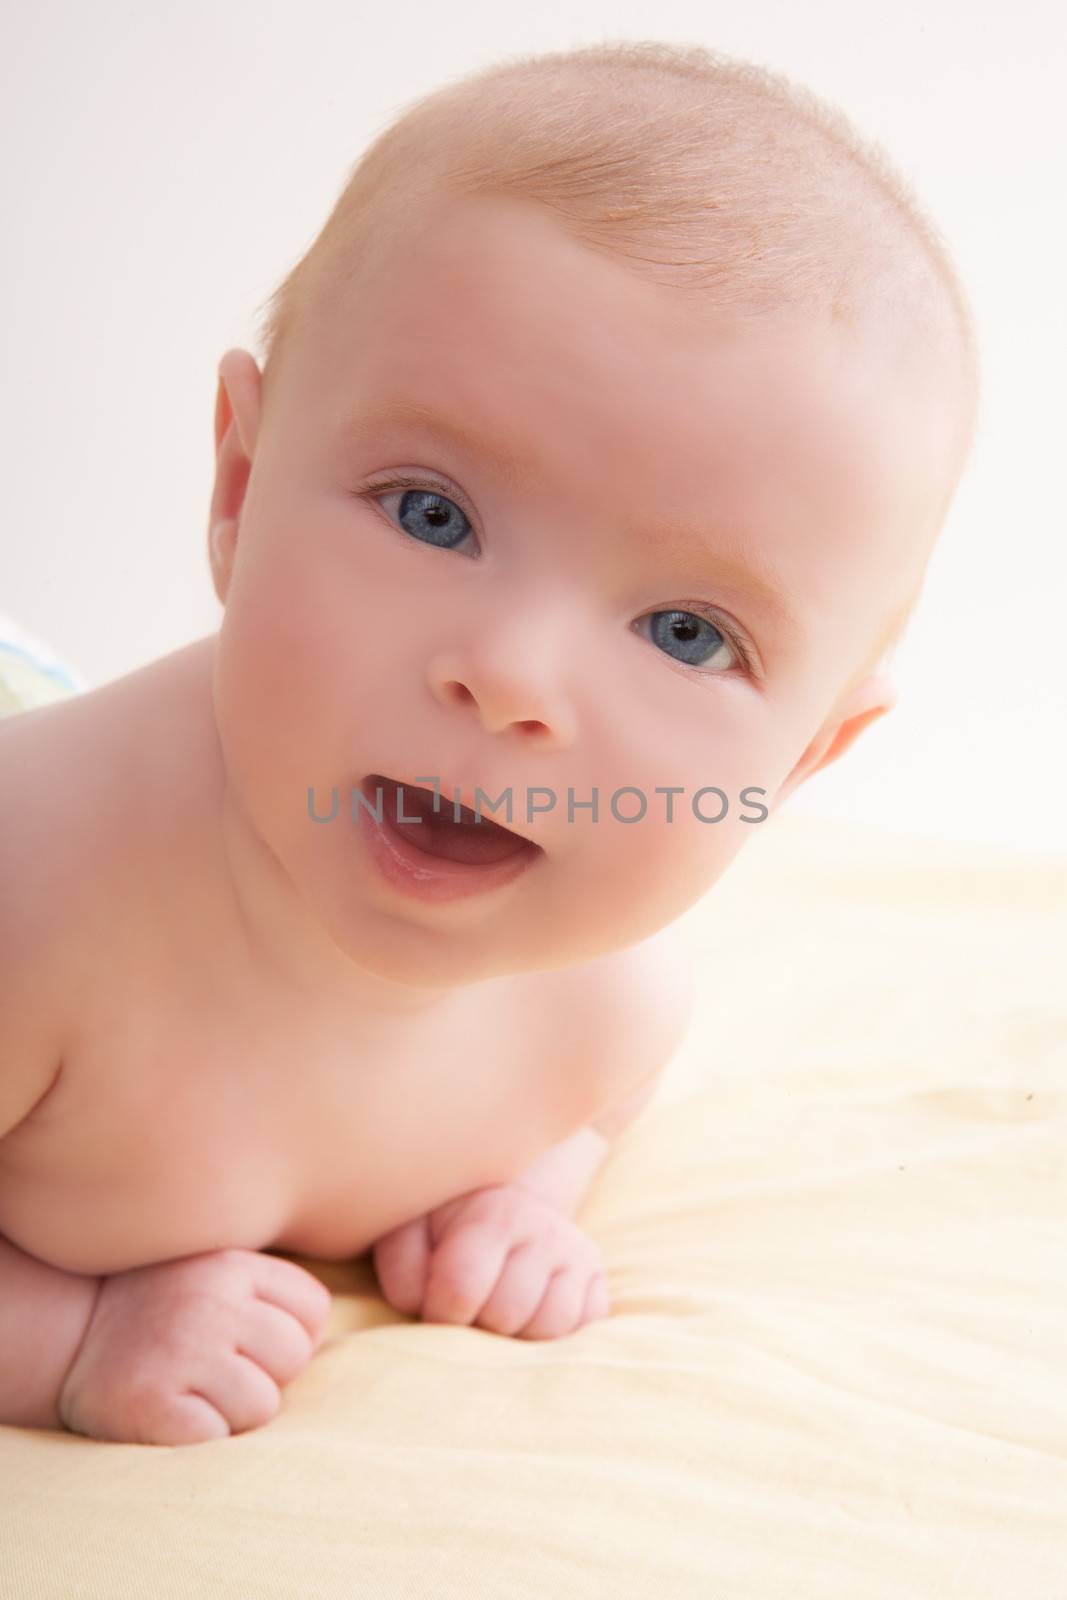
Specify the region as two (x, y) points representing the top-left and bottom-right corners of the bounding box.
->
(393, 488), (473, 550)
(642, 610), (738, 673)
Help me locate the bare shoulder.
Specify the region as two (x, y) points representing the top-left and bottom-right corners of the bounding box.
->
(582, 922), (693, 1016)
(0, 700), (80, 959)
(596, 922), (695, 1061)
(541, 923), (695, 1105)
(0, 640), (215, 1135)
(0, 705), (76, 1136)
(0, 674), (136, 980)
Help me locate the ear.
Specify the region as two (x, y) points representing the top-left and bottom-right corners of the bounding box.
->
(207, 348), (263, 605)
(776, 672), (898, 806)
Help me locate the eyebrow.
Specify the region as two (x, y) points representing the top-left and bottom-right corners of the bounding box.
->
(341, 398), (541, 493)
(342, 398), (801, 639)
(634, 516), (801, 637)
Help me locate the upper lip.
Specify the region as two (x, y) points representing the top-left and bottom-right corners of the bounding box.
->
(362, 772), (543, 850)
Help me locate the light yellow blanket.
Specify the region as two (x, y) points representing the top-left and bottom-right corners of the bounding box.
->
(2, 811), (1065, 1596)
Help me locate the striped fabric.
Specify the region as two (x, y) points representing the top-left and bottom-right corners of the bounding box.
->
(0, 611), (88, 717)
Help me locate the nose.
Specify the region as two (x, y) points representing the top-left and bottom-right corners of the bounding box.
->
(426, 645), (578, 749)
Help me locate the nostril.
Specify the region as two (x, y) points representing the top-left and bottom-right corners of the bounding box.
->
(438, 677), (552, 738)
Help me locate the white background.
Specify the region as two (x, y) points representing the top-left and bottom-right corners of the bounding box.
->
(1, 0), (1064, 855)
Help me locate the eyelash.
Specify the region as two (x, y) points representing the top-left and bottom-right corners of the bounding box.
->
(361, 472), (757, 678)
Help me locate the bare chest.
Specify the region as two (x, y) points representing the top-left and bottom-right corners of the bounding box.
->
(0, 968), (607, 1278)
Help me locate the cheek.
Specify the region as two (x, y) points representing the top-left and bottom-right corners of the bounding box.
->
(544, 804), (755, 951)
(553, 688), (795, 925)
(214, 499), (454, 854)
(618, 676), (786, 806)
(213, 522), (349, 833)
(273, 498), (455, 691)
(220, 504), (391, 728)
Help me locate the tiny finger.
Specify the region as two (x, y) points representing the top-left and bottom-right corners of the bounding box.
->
(421, 1226), (514, 1326)
(477, 1242), (558, 1335)
(247, 1252), (333, 1342)
(519, 1268), (587, 1341)
(237, 1298), (318, 1385)
(373, 1216), (433, 1316)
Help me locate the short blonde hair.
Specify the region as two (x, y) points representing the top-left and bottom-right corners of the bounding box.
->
(254, 39), (980, 658)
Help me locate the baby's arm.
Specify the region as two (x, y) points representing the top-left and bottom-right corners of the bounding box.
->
(370, 951), (688, 1340)
(508, 927), (692, 1221)
(1, 1238), (332, 1444)
(371, 935), (692, 1338)
(0, 903), (104, 1427)
(511, 1070), (665, 1217)
(369, 1077), (665, 1341)
(0, 1231), (101, 1429)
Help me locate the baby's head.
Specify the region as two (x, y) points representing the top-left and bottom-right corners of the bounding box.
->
(207, 41), (979, 990)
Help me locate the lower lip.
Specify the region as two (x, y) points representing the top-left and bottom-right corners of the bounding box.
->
(353, 774), (543, 903)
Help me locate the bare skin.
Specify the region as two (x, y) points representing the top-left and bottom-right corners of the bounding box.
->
(0, 192), (964, 1445)
(0, 638), (663, 1442)
(0, 636), (646, 1277)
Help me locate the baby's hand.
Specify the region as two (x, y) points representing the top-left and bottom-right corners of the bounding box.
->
(371, 1184), (611, 1340)
(57, 1248), (332, 1446)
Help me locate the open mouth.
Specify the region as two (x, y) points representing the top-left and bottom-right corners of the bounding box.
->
(361, 773), (537, 866)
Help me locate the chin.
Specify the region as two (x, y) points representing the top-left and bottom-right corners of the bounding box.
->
(310, 888), (519, 990)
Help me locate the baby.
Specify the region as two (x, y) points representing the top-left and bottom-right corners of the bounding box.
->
(0, 41), (978, 1445)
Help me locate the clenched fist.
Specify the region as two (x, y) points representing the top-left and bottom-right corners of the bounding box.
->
(371, 1183), (611, 1340)
(57, 1248), (332, 1446)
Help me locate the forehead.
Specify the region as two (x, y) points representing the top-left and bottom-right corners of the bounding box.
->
(310, 192), (955, 625)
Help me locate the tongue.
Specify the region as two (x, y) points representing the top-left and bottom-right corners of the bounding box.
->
(381, 777), (530, 865)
